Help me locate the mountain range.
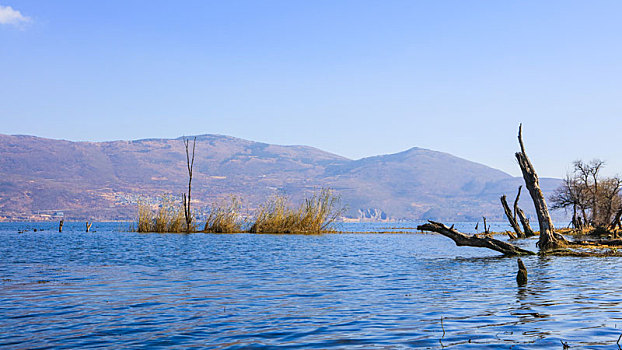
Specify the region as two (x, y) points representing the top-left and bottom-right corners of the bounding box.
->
(0, 133), (564, 222)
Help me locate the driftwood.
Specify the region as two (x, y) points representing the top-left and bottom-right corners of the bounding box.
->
(501, 195), (524, 238)
(515, 124), (567, 250)
(417, 221), (535, 256)
(86, 222), (92, 232)
(59, 219), (64, 233)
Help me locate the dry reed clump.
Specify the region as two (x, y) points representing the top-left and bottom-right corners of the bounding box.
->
(135, 195), (194, 233)
(204, 197), (244, 233)
(249, 188), (343, 234)
(136, 201), (155, 233)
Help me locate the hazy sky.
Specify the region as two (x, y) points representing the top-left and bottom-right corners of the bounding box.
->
(2, 1), (622, 178)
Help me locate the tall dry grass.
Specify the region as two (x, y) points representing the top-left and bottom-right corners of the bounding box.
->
(249, 188), (343, 233)
(136, 201), (155, 233)
(135, 195), (194, 233)
(204, 196), (244, 233)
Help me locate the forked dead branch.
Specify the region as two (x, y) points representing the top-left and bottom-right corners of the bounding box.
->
(417, 221), (534, 256)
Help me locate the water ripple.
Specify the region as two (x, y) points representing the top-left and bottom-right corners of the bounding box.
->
(1, 222), (622, 348)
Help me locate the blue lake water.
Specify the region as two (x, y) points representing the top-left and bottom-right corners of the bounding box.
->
(1, 221), (622, 349)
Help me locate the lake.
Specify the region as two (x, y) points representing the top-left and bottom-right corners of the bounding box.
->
(1, 222), (621, 349)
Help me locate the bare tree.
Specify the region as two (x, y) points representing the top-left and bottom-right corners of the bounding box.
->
(182, 137), (196, 233)
(575, 159), (604, 224)
(550, 174), (587, 229)
(598, 177), (622, 226)
(550, 159), (622, 229)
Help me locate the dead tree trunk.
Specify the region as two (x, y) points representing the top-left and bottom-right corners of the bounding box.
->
(516, 207), (536, 237)
(86, 222), (92, 232)
(515, 124), (566, 250)
(182, 137), (196, 233)
(501, 195), (524, 238)
(417, 221), (534, 255)
(59, 219), (64, 233)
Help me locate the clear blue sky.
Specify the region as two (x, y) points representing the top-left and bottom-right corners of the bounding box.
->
(2, 1), (622, 178)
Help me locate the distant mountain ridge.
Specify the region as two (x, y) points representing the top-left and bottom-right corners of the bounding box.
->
(0, 133), (562, 221)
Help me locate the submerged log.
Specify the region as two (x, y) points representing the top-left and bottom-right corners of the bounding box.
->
(501, 195), (524, 238)
(515, 124), (567, 250)
(417, 221), (535, 256)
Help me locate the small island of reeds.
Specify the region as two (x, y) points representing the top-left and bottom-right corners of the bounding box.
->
(134, 188), (344, 234)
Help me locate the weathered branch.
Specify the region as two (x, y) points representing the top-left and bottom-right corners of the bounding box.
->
(183, 136), (196, 233)
(516, 207), (536, 237)
(417, 221), (535, 256)
(513, 186), (522, 222)
(515, 124), (566, 250)
(512, 185), (535, 236)
(501, 195), (524, 238)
